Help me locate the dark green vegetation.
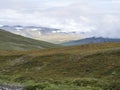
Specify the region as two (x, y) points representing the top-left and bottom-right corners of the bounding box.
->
(63, 37), (120, 46)
(0, 29), (60, 50)
(0, 42), (120, 90)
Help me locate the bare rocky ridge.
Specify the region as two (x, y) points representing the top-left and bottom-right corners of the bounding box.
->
(0, 84), (24, 90)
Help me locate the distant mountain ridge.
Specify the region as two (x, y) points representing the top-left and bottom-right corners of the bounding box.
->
(0, 25), (60, 35)
(0, 25), (83, 43)
(62, 37), (120, 46)
(0, 29), (60, 50)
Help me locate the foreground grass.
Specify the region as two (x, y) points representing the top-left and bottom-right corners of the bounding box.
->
(0, 42), (120, 90)
(23, 78), (120, 90)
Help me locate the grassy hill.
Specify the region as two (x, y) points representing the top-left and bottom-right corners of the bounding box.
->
(0, 42), (120, 90)
(0, 29), (60, 50)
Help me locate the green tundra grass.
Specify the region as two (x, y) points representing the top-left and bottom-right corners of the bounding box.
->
(0, 42), (120, 90)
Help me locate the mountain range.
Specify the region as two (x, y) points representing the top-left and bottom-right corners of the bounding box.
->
(62, 37), (120, 46)
(0, 28), (120, 90)
(0, 29), (60, 50)
(0, 25), (82, 43)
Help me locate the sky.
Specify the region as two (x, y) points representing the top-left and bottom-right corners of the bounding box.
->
(0, 0), (120, 38)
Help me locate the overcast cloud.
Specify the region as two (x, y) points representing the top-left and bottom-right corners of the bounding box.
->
(0, 0), (120, 38)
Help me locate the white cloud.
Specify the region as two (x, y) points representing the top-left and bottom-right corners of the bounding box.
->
(0, 0), (120, 38)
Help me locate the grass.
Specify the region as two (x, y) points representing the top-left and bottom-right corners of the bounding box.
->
(0, 42), (120, 89)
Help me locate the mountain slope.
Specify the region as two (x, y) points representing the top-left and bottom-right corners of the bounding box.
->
(0, 42), (120, 90)
(62, 37), (120, 46)
(0, 29), (60, 50)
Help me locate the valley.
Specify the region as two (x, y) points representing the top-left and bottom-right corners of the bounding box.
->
(0, 25), (83, 43)
(0, 0), (120, 90)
